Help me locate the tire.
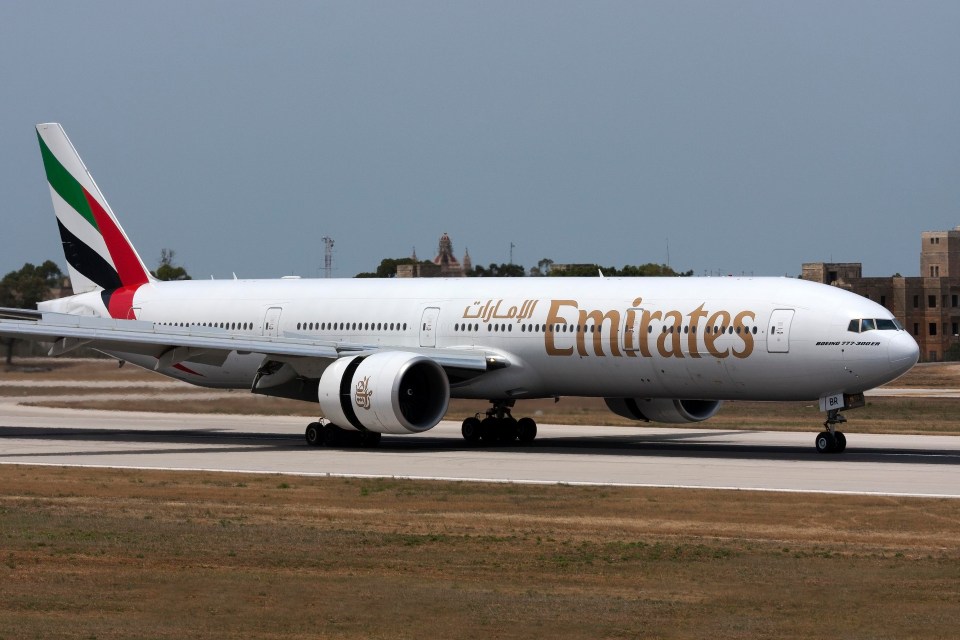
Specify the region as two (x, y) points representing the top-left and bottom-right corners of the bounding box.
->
(305, 422), (323, 447)
(517, 417), (537, 443)
(324, 424), (341, 447)
(461, 417), (482, 442)
(498, 417), (519, 443)
(815, 431), (836, 454)
(479, 417), (499, 444)
(834, 432), (847, 453)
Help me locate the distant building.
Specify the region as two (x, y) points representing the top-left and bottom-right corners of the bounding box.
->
(396, 233), (470, 278)
(802, 227), (960, 362)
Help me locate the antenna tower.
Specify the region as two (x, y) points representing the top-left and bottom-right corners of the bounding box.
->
(322, 236), (334, 278)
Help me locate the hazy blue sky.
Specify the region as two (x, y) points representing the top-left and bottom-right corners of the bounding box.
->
(2, 2), (958, 280)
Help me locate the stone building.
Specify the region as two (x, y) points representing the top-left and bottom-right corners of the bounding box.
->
(802, 227), (960, 362)
(396, 233), (471, 278)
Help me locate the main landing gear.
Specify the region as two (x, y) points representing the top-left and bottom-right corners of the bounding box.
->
(304, 421), (382, 448)
(815, 409), (847, 454)
(461, 400), (538, 445)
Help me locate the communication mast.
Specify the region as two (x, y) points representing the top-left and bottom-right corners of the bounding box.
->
(321, 236), (334, 278)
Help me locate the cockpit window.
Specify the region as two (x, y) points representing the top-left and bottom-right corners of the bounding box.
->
(848, 318), (902, 332)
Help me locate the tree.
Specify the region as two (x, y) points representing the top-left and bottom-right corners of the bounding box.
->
(152, 249), (191, 281)
(548, 264), (613, 277)
(541, 261), (693, 277)
(355, 257), (436, 278)
(617, 263), (693, 277)
(0, 261), (64, 364)
(528, 258), (554, 277)
(468, 263), (526, 277)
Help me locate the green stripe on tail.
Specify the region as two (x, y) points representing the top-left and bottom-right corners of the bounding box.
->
(37, 131), (98, 231)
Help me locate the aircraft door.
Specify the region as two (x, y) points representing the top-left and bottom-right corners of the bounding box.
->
(263, 307), (283, 338)
(420, 307), (440, 347)
(766, 309), (795, 353)
(622, 307), (644, 354)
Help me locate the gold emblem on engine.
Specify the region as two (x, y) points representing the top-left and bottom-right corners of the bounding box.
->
(355, 376), (373, 410)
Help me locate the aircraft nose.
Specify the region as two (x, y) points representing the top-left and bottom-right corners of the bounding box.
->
(889, 332), (920, 367)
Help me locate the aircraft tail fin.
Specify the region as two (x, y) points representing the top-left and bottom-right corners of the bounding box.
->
(36, 123), (153, 296)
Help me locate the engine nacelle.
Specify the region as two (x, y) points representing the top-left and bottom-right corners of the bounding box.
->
(604, 398), (722, 424)
(317, 352), (450, 434)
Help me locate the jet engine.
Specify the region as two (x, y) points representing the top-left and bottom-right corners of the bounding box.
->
(317, 352), (450, 434)
(604, 398), (722, 424)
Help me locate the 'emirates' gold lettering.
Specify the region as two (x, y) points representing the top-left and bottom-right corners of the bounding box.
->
(541, 299), (756, 360)
(545, 299), (575, 356)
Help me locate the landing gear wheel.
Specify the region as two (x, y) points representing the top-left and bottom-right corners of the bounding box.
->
(461, 417), (482, 443)
(305, 422), (324, 447)
(323, 424), (342, 447)
(834, 431), (846, 453)
(471, 400), (541, 446)
(480, 417), (499, 444)
(815, 431), (837, 454)
(498, 417), (519, 443)
(517, 417), (537, 443)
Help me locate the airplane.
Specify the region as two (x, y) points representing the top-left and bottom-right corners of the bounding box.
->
(0, 123), (919, 454)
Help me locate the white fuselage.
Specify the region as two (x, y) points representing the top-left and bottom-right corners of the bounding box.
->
(42, 275), (918, 402)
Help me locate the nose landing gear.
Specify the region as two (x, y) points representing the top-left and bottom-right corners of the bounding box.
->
(815, 409), (847, 454)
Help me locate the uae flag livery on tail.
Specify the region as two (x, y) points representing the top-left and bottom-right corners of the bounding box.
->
(36, 124), (152, 318)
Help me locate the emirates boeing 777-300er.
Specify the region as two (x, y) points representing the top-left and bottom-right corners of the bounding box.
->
(0, 124), (920, 453)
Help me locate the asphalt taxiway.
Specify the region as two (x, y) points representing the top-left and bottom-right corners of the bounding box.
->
(1, 402), (958, 498)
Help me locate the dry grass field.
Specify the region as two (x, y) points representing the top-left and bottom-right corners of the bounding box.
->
(1, 466), (959, 640)
(2, 358), (960, 638)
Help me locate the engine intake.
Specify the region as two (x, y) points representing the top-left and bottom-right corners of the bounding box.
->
(604, 398), (722, 424)
(318, 352), (450, 434)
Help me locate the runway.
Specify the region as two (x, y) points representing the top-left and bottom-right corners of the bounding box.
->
(1, 402), (959, 498)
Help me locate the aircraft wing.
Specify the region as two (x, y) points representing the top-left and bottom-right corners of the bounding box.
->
(0, 307), (43, 321)
(0, 311), (504, 378)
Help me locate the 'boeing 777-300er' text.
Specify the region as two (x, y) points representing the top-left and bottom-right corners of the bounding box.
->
(0, 124), (920, 453)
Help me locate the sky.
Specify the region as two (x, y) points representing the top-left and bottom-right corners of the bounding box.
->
(1, 1), (958, 280)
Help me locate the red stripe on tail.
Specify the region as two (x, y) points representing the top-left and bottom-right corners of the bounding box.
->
(106, 285), (142, 320)
(84, 190), (149, 288)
